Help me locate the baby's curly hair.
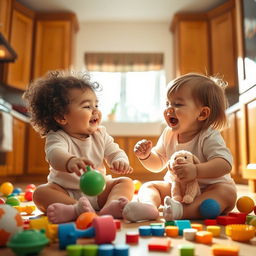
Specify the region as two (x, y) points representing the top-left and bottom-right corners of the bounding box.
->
(23, 70), (101, 137)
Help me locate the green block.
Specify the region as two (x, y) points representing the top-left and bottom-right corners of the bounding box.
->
(178, 244), (195, 256)
(246, 215), (256, 224)
(150, 222), (164, 227)
(82, 244), (98, 256)
(66, 244), (83, 256)
(165, 220), (175, 226)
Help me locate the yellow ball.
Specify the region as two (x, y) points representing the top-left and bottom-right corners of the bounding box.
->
(236, 196), (255, 214)
(0, 182), (14, 196)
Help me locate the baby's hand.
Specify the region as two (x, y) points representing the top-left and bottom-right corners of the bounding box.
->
(110, 161), (133, 175)
(134, 139), (153, 160)
(66, 157), (94, 176)
(172, 163), (197, 183)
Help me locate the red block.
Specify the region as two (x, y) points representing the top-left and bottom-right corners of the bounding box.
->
(228, 212), (247, 224)
(204, 219), (217, 226)
(126, 232), (139, 244)
(148, 238), (171, 252)
(217, 216), (243, 226)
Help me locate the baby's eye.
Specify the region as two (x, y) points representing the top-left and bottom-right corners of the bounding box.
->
(184, 156), (187, 159)
(172, 103), (183, 107)
(83, 105), (91, 109)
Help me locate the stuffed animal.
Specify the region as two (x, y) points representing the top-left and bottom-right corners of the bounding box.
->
(168, 150), (200, 204)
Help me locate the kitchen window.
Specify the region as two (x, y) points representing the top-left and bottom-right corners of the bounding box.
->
(85, 53), (165, 122)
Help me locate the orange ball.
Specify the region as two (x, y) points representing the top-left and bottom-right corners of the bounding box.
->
(0, 182), (14, 196)
(76, 212), (97, 230)
(236, 196), (255, 214)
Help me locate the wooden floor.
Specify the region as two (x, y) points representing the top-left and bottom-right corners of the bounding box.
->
(1, 183), (256, 256)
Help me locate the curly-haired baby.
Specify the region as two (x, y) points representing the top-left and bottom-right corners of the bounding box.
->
(23, 70), (134, 224)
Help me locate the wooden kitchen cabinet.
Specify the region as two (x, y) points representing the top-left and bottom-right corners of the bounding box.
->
(5, 1), (34, 90)
(208, 1), (237, 88)
(171, 14), (209, 76)
(33, 12), (79, 78)
(0, 0), (12, 39)
(0, 116), (26, 177)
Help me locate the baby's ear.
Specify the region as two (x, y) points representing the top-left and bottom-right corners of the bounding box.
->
(198, 106), (210, 121)
(54, 115), (67, 125)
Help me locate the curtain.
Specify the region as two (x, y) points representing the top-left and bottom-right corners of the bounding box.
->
(84, 52), (164, 72)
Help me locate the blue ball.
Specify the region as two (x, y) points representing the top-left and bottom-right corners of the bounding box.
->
(199, 199), (221, 219)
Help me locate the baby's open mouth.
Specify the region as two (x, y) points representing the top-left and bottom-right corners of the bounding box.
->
(90, 118), (98, 124)
(169, 117), (178, 126)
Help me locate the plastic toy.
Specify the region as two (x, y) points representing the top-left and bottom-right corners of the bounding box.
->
(211, 244), (239, 256)
(133, 179), (142, 194)
(0, 204), (23, 246)
(148, 237), (171, 252)
(228, 212), (247, 223)
(195, 231), (213, 244)
(126, 231), (139, 244)
(178, 244), (195, 256)
(0, 198), (5, 204)
(114, 219), (121, 230)
(114, 244), (130, 255)
(236, 196), (255, 214)
(58, 215), (116, 249)
(204, 219), (217, 226)
(66, 244), (84, 256)
(24, 189), (33, 201)
(80, 166), (106, 196)
(199, 198), (220, 219)
(98, 244), (115, 256)
(217, 216), (242, 226)
(83, 244), (98, 255)
(249, 216), (256, 227)
(191, 223), (203, 231)
(183, 228), (197, 241)
(165, 226), (179, 237)
(206, 225), (221, 237)
(25, 184), (36, 191)
(0, 182), (13, 196)
(7, 229), (49, 256)
(151, 226), (165, 236)
(139, 226), (152, 236)
(13, 187), (22, 195)
(254, 205), (256, 215)
(75, 211), (97, 229)
(226, 224), (255, 242)
(5, 196), (20, 206)
(168, 150), (200, 203)
(174, 220), (191, 235)
(13, 205), (36, 215)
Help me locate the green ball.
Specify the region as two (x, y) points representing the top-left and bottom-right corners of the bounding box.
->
(80, 167), (106, 196)
(5, 196), (20, 206)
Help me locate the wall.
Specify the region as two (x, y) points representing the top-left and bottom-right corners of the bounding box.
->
(74, 21), (173, 82)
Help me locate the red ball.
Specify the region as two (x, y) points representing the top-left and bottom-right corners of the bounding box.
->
(24, 189), (33, 201)
(0, 198), (5, 204)
(25, 184), (36, 191)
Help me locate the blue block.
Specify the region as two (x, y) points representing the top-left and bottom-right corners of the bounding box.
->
(151, 226), (165, 236)
(174, 220), (191, 235)
(138, 225), (152, 236)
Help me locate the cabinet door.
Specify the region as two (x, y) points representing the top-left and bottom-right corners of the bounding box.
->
(7, 118), (26, 175)
(210, 10), (237, 87)
(6, 3), (34, 90)
(174, 19), (209, 76)
(33, 20), (72, 78)
(26, 126), (48, 174)
(0, 0), (12, 39)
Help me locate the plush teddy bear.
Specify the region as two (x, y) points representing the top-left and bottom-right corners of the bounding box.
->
(168, 150), (200, 204)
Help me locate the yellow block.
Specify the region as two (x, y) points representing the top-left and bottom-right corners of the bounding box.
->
(207, 225), (221, 237)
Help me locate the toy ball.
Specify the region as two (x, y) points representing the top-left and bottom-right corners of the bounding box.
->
(199, 199), (221, 219)
(133, 180), (142, 194)
(5, 197), (20, 206)
(0, 204), (23, 246)
(24, 190), (34, 201)
(25, 184), (36, 191)
(13, 188), (22, 195)
(236, 196), (255, 214)
(76, 212), (98, 230)
(0, 198), (5, 204)
(80, 166), (106, 196)
(0, 182), (14, 196)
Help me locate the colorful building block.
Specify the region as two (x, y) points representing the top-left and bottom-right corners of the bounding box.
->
(151, 226), (165, 236)
(138, 226), (152, 236)
(217, 216), (242, 226)
(226, 224), (255, 242)
(98, 244), (114, 256)
(195, 231), (213, 244)
(178, 244), (195, 256)
(204, 219), (217, 226)
(126, 232), (139, 244)
(174, 220), (191, 235)
(165, 226), (179, 237)
(211, 244), (239, 256)
(206, 225), (221, 237)
(191, 223), (203, 231)
(148, 237), (171, 252)
(114, 244), (129, 256)
(183, 228), (197, 241)
(228, 212), (247, 224)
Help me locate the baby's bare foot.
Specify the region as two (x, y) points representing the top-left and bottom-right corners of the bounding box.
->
(99, 196), (129, 219)
(47, 203), (76, 224)
(75, 196), (95, 216)
(122, 201), (159, 222)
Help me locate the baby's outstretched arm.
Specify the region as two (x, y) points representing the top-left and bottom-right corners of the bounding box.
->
(110, 160), (133, 174)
